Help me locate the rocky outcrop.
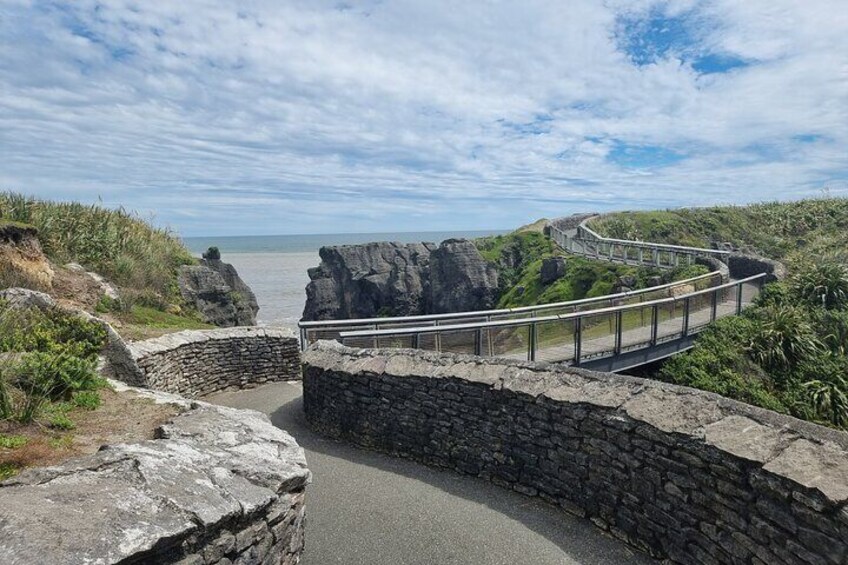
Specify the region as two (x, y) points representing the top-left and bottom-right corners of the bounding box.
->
(0, 386), (310, 565)
(303, 241), (436, 320)
(429, 239), (499, 313)
(178, 252), (258, 327)
(0, 222), (53, 290)
(540, 257), (566, 285)
(303, 239), (499, 320)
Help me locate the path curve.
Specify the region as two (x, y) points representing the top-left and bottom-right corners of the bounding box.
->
(208, 382), (655, 565)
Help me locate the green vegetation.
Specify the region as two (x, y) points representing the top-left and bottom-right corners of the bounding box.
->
(0, 434), (27, 449)
(0, 301), (106, 425)
(0, 191), (195, 308)
(475, 230), (708, 309)
(592, 198), (848, 430)
(589, 197), (848, 266)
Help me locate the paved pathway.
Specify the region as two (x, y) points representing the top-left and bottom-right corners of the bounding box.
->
(208, 383), (655, 565)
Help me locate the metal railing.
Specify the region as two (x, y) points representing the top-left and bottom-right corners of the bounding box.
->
(550, 217), (730, 269)
(336, 274), (766, 366)
(298, 270), (724, 349)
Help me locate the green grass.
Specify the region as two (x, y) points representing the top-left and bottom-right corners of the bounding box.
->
(0, 191), (196, 307)
(0, 462), (19, 481)
(589, 197), (848, 267)
(0, 434), (27, 449)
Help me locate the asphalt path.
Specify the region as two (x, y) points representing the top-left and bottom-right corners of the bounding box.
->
(208, 382), (655, 565)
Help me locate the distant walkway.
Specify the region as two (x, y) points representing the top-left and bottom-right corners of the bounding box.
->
(208, 382), (654, 565)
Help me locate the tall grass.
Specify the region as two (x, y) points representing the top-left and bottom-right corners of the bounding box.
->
(0, 192), (195, 303)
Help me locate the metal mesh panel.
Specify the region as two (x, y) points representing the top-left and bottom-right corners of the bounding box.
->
(534, 319), (576, 363)
(655, 301), (685, 342)
(715, 286), (738, 320)
(619, 306), (654, 351)
(579, 313), (617, 359)
(687, 293), (715, 331)
(436, 329), (477, 355)
(487, 325), (529, 360)
(741, 281), (760, 308)
(341, 336), (378, 349)
(376, 334), (415, 349)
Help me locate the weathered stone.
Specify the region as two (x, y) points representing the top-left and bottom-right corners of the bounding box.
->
(302, 343), (848, 565)
(0, 396), (310, 565)
(540, 256), (566, 285)
(122, 327), (301, 397)
(177, 256), (258, 327)
(429, 239), (499, 313)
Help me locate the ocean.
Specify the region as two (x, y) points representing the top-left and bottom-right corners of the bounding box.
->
(184, 231), (505, 329)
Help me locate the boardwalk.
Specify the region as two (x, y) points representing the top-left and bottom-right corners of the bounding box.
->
(208, 382), (654, 565)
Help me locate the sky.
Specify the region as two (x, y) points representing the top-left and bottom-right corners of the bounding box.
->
(1, 1), (847, 236)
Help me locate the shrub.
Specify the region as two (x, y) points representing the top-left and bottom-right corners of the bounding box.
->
(71, 390), (101, 410)
(0, 434), (27, 449)
(0, 191), (196, 304)
(747, 305), (823, 374)
(790, 262), (848, 309)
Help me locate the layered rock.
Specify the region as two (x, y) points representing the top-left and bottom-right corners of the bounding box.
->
(0, 389), (309, 565)
(0, 222), (53, 290)
(302, 239), (499, 320)
(303, 241), (435, 320)
(429, 239), (499, 313)
(177, 250), (259, 327)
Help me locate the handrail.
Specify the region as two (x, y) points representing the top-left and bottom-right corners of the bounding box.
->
(575, 221), (731, 256)
(298, 270), (720, 329)
(339, 274), (766, 339)
(336, 274), (766, 369)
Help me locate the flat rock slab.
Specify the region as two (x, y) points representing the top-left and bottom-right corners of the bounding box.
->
(0, 392), (309, 565)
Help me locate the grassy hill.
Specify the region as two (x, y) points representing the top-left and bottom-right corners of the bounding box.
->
(593, 198), (848, 431)
(474, 229), (707, 309)
(0, 192), (208, 338)
(588, 197), (848, 268)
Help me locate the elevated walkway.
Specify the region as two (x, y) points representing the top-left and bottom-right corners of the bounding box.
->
(299, 216), (766, 372)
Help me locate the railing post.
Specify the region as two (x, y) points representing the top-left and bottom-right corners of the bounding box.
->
(412, 332), (420, 349)
(614, 310), (623, 354)
(638, 247), (644, 265)
(574, 317), (582, 364)
(711, 289), (719, 322)
(474, 328), (483, 356)
(528, 323), (537, 362)
(435, 320), (441, 353)
(682, 297), (690, 336)
(650, 304), (659, 345)
(734, 282), (743, 314)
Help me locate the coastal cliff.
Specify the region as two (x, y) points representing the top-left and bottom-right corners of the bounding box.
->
(177, 247), (259, 327)
(302, 239), (498, 320)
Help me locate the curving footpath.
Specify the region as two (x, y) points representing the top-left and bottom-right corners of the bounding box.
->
(208, 381), (655, 565)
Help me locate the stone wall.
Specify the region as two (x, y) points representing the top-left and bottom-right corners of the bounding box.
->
(728, 254), (787, 283)
(303, 342), (848, 565)
(125, 327), (301, 398)
(0, 386), (310, 565)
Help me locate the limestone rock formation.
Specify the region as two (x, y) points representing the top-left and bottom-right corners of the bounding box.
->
(540, 257), (566, 285)
(303, 241), (435, 320)
(429, 239), (499, 313)
(302, 238), (500, 320)
(0, 222), (54, 290)
(177, 250), (259, 327)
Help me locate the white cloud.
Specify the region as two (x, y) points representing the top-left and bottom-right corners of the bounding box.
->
(0, 0), (845, 235)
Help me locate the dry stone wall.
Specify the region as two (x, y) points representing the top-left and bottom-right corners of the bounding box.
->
(0, 386), (310, 565)
(303, 342), (848, 565)
(127, 327), (301, 397)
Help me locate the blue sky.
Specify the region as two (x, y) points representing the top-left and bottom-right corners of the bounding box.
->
(1, 1), (846, 236)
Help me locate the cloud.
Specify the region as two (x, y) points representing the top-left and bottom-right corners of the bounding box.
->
(0, 0), (846, 235)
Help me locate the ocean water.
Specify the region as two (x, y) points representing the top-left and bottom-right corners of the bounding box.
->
(184, 230), (505, 328)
